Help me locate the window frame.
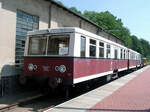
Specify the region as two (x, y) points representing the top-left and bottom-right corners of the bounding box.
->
(47, 35), (70, 56)
(89, 39), (96, 57)
(28, 36), (47, 55)
(120, 49), (123, 59)
(114, 48), (118, 59)
(99, 41), (104, 58)
(106, 44), (111, 58)
(80, 36), (86, 57)
(124, 49), (126, 59)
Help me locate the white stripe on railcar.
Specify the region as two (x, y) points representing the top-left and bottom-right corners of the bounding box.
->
(74, 71), (113, 84)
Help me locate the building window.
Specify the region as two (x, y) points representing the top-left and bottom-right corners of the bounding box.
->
(89, 39), (96, 57)
(15, 10), (39, 67)
(80, 36), (86, 57)
(99, 42), (104, 58)
(106, 44), (111, 58)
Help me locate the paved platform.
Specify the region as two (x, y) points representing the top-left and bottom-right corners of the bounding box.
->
(45, 66), (150, 112)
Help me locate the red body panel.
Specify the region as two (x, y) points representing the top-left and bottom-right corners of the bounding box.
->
(24, 57), (140, 84)
(73, 59), (128, 79)
(129, 60), (140, 68)
(24, 57), (73, 78)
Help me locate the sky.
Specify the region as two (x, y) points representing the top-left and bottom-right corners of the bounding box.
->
(58, 0), (150, 42)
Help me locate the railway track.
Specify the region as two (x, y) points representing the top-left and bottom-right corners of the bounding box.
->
(0, 91), (66, 112)
(0, 94), (44, 112)
(37, 105), (54, 112)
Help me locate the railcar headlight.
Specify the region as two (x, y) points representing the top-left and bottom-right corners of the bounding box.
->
(28, 64), (34, 71)
(28, 64), (37, 71)
(55, 65), (66, 73)
(59, 65), (66, 73)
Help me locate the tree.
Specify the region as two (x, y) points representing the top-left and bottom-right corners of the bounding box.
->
(51, 4), (150, 60)
(54, 0), (64, 6)
(83, 11), (132, 47)
(69, 7), (82, 15)
(130, 35), (143, 54)
(140, 39), (150, 58)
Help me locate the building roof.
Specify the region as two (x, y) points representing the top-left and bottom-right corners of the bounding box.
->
(45, 0), (124, 43)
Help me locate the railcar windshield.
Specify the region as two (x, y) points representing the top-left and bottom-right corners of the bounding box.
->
(28, 37), (47, 55)
(28, 35), (70, 56)
(47, 35), (70, 56)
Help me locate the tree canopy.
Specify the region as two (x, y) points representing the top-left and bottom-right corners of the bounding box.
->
(55, 0), (150, 60)
(83, 11), (132, 47)
(69, 8), (150, 60)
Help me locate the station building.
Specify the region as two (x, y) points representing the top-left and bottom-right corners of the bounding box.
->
(0, 0), (124, 94)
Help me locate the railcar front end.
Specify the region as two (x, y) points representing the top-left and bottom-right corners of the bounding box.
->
(23, 29), (75, 89)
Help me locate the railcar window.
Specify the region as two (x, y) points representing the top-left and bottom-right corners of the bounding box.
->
(99, 42), (104, 57)
(80, 36), (86, 57)
(28, 37), (47, 55)
(90, 39), (96, 57)
(106, 44), (111, 58)
(47, 35), (70, 56)
(124, 50), (126, 59)
(126, 50), (128, 59)
(114, 49), (118, 59)
(131, 52), (133, 60)
(120, 49), (123, 59)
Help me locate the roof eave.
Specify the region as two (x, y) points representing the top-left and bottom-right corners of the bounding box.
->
(44, 0), (124, 43)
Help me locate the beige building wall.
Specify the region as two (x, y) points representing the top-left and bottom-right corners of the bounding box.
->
(0, 0), (50, 77)
(51, 5), (80, 28)
(50, 4), (123, 45)
(81, 20), (98, 34)
(0, 0), (124, 77)
(51, 5), (99, 35)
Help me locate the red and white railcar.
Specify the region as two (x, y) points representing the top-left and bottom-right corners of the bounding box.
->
(23, 27), (141, 89)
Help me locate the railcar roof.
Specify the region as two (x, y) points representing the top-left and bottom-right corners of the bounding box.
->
(27, 27), (140, 55)
(27, 27), (76, 35)
(28, 27), (127, 49)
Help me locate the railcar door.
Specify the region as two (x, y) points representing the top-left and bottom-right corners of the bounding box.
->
(127, 50), (130, 69)
(114, 48), (119, 71)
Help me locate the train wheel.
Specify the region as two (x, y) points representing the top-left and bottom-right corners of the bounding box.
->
(48, 78), (58, 89)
